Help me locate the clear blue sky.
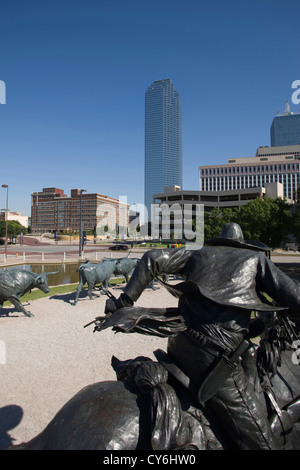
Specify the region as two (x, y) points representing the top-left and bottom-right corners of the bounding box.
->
(1, 0), (299, 216)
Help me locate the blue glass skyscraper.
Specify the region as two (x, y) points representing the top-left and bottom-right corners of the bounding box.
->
(144, 79), (182, 217)
(271, 101), (300, 147)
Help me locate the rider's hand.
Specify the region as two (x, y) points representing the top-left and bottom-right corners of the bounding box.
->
(105, 297), (119, 315)
(104, 293), (134, 315)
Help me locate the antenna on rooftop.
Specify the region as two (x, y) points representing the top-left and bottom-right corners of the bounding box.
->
(284, 100), (290, 114)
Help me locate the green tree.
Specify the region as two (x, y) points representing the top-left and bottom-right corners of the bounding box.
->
(238, 197), (292, 248)
(204, 207), (239, 241)
(0, 220), (27, 242)
(291, 186), (300, 246)
(201, 198), (292, 248)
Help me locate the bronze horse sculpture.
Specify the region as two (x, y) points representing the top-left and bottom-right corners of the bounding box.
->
(10, 306), (300, 450)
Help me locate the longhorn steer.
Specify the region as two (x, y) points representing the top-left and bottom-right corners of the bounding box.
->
(73, 259), (119, 305)
(0, 265), (63, 317)
(111, 257), (140, 283)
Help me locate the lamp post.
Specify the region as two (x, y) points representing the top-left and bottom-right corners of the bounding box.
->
(79, 189), (86, 256)
(2, 185), (8, 260)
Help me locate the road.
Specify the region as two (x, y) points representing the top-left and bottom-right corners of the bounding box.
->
(1, 237), (300, 267)
(0, 239), (146, 266)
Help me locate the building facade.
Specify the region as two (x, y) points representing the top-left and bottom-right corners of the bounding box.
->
(0, 210), (29, 228)
(154, 183), (284, 213)
(152, 183), (285, 241)
(271, 101), (300, 147)
(199, 145), (300, 201)
(31, 188), (129, 234)
(145, 78), (182, 217)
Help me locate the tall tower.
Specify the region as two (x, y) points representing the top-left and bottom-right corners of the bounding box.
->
(144, 79), (182, 218)
(270, 100), (300, 147)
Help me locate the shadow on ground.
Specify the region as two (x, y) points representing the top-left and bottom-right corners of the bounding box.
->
(0, 306), (31, 318)
(0, 405), (23, 449)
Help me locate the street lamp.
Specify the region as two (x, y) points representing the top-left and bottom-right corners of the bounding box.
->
(79, 189), (86, 256)
(2, 185), (8, 259)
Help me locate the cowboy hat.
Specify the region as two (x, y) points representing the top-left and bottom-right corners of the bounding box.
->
(206, 223), (271, 253)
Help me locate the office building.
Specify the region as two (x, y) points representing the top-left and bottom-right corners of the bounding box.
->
(271, 101), (300, 147)
(154, 183), (285, 213)
(199, 145), (300, 201)
(31, 187), (129, 234)
(144, 79), (182, 217)
(152, 183), (285, 241)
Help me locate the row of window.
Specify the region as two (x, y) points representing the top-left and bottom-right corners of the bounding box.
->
(201, 163), (300, 176)
(200, 173), (300, 198)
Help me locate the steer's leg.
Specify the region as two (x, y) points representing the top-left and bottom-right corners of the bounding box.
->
(100, 277), (111, 293)
(87, 282), (94, 300)
(73, 280), (84, 305)
(0, 303), (7, 316)
(9, 296), (34, 317)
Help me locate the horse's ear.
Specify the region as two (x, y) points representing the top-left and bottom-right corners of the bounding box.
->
(111, 355), (151, 381)
(111, 356), (140, 380)
(111, 355), (126, 374)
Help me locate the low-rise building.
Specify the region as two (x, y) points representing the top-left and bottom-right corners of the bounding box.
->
(153, 183), (289, 241)
(153, 182), (285, 213)
(31, 187), (129, 234)
(0, 210), (29, 228)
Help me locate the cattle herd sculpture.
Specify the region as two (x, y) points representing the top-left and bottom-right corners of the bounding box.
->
(0, 254), (140, 315)
(72, 256), (140, 305)
(2, 230), (300, 451)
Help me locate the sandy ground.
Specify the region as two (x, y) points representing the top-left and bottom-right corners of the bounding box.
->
(0, 282), (177, 449)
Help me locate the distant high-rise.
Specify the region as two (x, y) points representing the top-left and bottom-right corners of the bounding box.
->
(271, 100), (300, 147)
(144, 79), (182, 217)
(199, 145), (300, 201)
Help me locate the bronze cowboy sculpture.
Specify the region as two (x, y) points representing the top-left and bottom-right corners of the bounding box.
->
(11, 224), (300, 450)
(103, 223), (300, 450)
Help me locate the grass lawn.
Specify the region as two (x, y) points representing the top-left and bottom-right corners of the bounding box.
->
(3, 278), (124, 306)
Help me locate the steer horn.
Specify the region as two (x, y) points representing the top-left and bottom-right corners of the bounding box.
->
(46, 262), (64, 276)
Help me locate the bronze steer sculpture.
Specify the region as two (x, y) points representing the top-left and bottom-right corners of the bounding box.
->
(103, 257), (140, 284)
(72, 259), (119, 305)
(0, 265), (63, 317)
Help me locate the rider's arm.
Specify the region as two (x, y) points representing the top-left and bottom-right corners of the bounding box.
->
(123, 247), (192, 302)
(258, 254), (300, 325)
(105, 248), (192, 313)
